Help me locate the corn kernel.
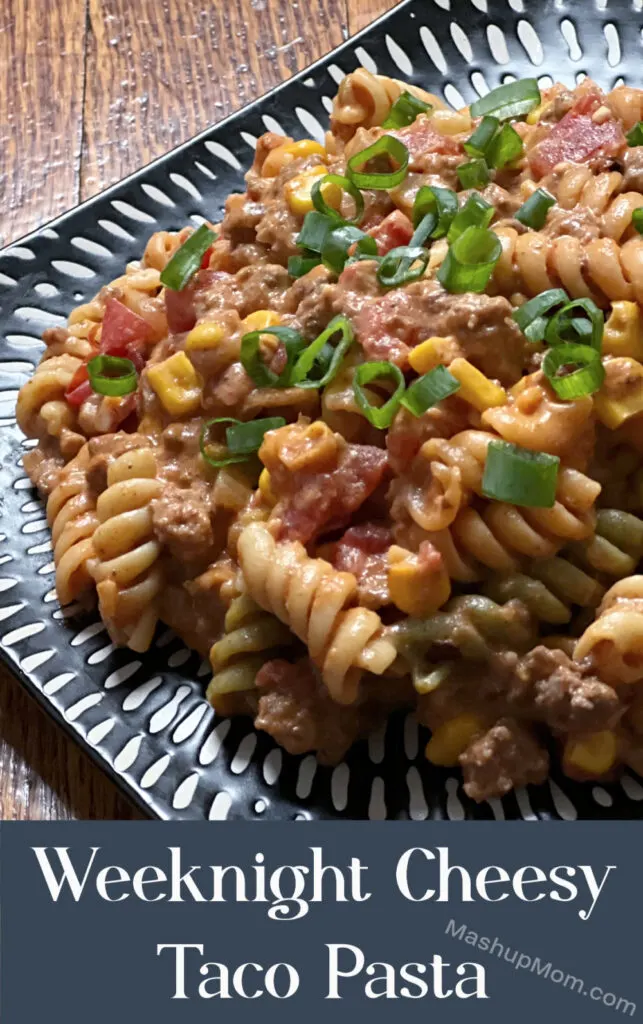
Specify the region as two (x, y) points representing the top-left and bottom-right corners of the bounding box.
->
(448, 358), (507, 411)
(526, 101), (547, 125)
(262, 139), (327, 178)
(388, 544), (451, 618)
(425, 714), (485, 767)
(258, 468), (277, 507)
(242, 310), (282, 332)
(594, 356), (643, 429)
(409, 337), (460, 375)
(284, 165), (330, 215)
(603, 301), (643, 360)
(185, 322), (225, 351)
(564, 731), (617, 776)
(147, 351), (202, 417)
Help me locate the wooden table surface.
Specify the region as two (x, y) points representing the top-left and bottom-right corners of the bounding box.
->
(0, 0), (397, 818)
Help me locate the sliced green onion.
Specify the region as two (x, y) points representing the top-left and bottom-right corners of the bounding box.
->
(87, 355), (137, 396)
(401, 364), (461, 417)
(464, 116), (500, 157)
(470, 79), (541, 121)
(288, 254), (321, 278)
(159, 224), (216, 291)
(486, 123), (524, 168)
(632, 208), (643, 234)
(240, 326), (306, 388)
(382, 91), (433, 129)
(410, 213), (437, 246)
(346, 135), (409, 190)
(376, 245), (430, 289)
(627, 122), (643, 147)
(481, 440), (559, 508)
(542, 343), (605, 400)
(199, 416), (286, 469)
(296, 211), (334, 253)
(291, 315), (355, 390)
(515, 188), (556, 230)
(544, 298), (604, 351)
(311, 174), (364, 225)
(436, 225), (502, 294)
(226, 417), (287, 454)
(511, 288), (568, 343)
(353, 361), (406, 429)
(447, 193), (495, 244)
(412, 186), (458, 239)
(322, 225), (378, 274)
(457, 158), (490, 190)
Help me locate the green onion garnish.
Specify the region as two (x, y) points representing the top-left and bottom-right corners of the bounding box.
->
(291, 315), (355, 390)
(288, 255), (321, 278)
(412, 185), (458, 240)
(470, 79), (541, 121)
(382, 91), (433, 129)
(511, 288), (568, 343)
(632, 208), (643, 234)
(159, 224), (216, 291)
(346, 135), (409, 190)
(447, 193), (495, 244)
(515, 188), (556, 230)
(436, 225), (502, 294)
(296, 211), (334, 253)
(464, 116), (500, 157)
(199, 416), (286, 469)
(457, 158), (490, 190)
(311, 174), (364, 225)
(401, 364), (461, 417)
(486, 123), (524, 168)
(481, 440), (559, 508)
(87, 355), (137, 396)
(353, 361), (406, 428)
(542, 343), (605, 400)
(627, 122), (643, 146)
(544, 297), (604, 352)
(322, 225), (378, 274)
(376, 245), (430, 289)
(240, 326), (306, 388)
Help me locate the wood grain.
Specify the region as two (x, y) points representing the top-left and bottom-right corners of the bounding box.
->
(0, 0), (88, 245)
(81, 0), (347, 200)
(2, 0), (400, 819)
(347, 0), (398, 34)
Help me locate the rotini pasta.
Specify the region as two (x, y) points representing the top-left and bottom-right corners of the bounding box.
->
(88, 446), (164, 652)
(17, 70), (643, 799)
(237, 521), (396, 704)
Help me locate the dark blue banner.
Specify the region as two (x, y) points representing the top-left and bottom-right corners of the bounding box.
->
(0, 822), (638, 1021)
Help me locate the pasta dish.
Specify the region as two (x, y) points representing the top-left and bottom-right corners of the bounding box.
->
(17, 69), (643, 803)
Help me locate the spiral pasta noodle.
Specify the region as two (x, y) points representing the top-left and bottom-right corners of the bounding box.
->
(237, 521), (396, 704)
(493, 224), (643, 306)
(330, 68), (442, 138)
(88, 446), (164, 652)
(575, 577), (643, 684)
(46, 444), (99, 606)
(207, 594), (295, 712)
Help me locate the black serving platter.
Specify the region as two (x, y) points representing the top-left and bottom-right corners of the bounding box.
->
(2, 0), (643, 821)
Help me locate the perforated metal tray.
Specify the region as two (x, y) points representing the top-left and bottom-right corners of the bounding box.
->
(2, 0), (642, 820)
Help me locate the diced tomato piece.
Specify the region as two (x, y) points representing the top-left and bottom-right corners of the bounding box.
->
(65, 380), (92, 407)
(100, 298), (151, 356)
(367, 210), (414, 255)
(200, 246), (213, 270)
(389, 117), (461, 162)
(64, 364), (91, 406)
(529, 110), (626, 178)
